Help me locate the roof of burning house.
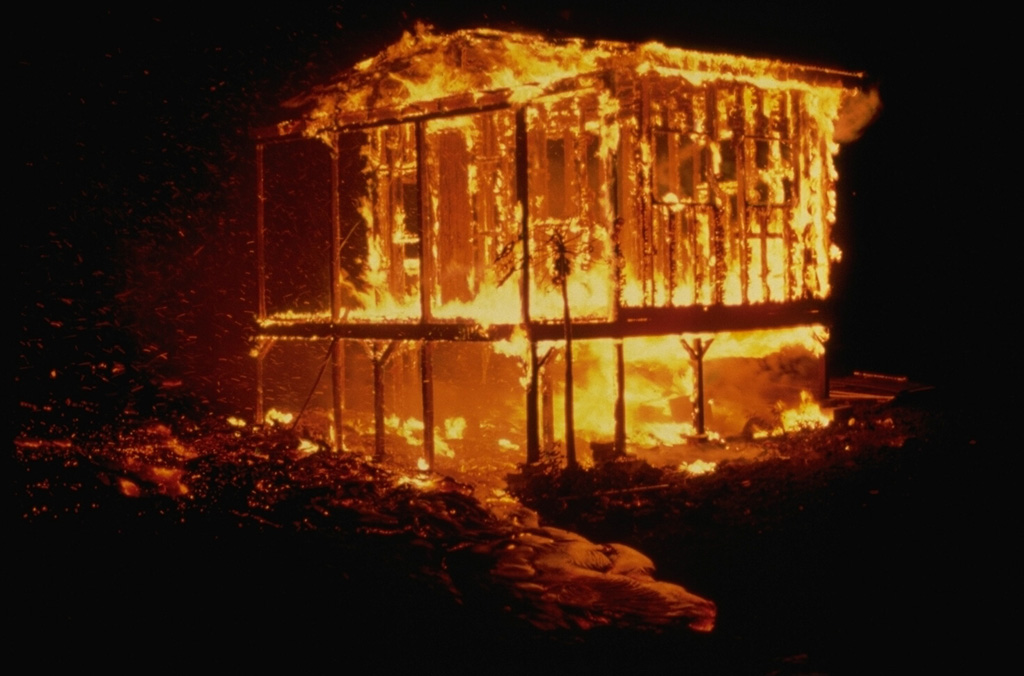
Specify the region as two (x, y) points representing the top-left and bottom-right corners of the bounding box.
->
(267, 26), (869, 141)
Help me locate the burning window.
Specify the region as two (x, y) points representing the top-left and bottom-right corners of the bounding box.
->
(252, 28), (870, 466)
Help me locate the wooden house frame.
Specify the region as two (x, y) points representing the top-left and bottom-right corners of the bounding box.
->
(252, 28), (866, 466)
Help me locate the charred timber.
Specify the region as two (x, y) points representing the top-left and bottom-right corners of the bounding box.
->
(256, 300), (830, 342)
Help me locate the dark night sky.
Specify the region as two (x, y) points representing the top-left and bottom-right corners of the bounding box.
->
(15, 4), (989, 433)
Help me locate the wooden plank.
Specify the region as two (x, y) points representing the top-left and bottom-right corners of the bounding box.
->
(256, 299), (830, 342)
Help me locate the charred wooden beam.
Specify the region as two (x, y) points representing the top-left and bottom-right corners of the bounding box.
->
(416, 121), (433, 321)
(330, 342), (345, 452)
(328, 94), (511, 131)
(681, 337), (714, 438)
(373, 352), (386, 460)
(329, 134), (345, 452)
(256, 321), (518, 342)
(253, 337), (275, 426)
(610, 300), (830, 338)
(362, 340), (400, 461)
(308, 72), (613, 133)
(639, 77), (654, 305)
(541, 360), (554, 453)
(517, 107), (541, 465)
(256, 300), (830, 343)
(250, 118), (309, 143)
(791, 91), (804, 298)
(528, 340), (542, 464)
(614, 339), (626, 456)
(560, 272), (577, 470)
(420, 341), (435, 470)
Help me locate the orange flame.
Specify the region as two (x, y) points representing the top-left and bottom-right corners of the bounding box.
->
(257, 28), (867, 465)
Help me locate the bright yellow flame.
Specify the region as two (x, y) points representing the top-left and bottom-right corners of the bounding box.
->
(264, 408), (294, 426)
(396, 474), (435, 490)
(435, 436), (455, 458)
(387, 416), (425, 446)
(775, 390), (832, 434)
(444, 417), (467, 439)
(678, 459), (717, 475)
(297, 439), (319, 455)
(541, 327), (824, 444)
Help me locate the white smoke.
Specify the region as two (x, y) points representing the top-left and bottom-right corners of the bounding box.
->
(834, 87), (882, 143)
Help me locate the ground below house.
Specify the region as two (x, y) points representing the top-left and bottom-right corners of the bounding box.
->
(13, 388), (989, 673)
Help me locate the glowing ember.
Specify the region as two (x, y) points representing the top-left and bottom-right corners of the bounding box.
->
(679, 459), (718, 475)
(264, 408), (294, 427)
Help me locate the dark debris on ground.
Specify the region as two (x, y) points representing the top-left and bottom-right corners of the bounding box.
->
(12, 390), (989, 673)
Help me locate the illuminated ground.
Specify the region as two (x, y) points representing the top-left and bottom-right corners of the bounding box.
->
(13, 389), (984, 673)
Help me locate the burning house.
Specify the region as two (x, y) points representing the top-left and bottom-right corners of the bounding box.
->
(252, 27), (872, 468)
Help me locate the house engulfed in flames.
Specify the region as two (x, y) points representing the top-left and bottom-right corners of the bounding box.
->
(252, 27), (875, 467)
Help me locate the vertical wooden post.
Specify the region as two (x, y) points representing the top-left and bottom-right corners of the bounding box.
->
(682, 337), (714, 438)
(253, 339), (274, 428)
(329, 133), (345, 452)
(255, 353), (265, 426)
(666, 208), (676, 305)
(736, 86), (751, 305)
(791, 91), (804, 297)
(815, 328), (830, 401)
(639, 78), (654, 305)
(695, 338), (707, 437)
(541, 361), (554, 452)
(420, 341), (435, 470)
(561, 273), (577, 470)
(416, 120), (434, 320)
(613, 217), (626, 456)
(614, 339), (626, 455)
(368, 341), (399, 462)
(529, 342), (542, 464)
(330, 346), (345, 451)
(517, 107), (540, 465)
(373, 347), (386, 461)
(415, 121), (436, 469)
(612, 216), (625, 312)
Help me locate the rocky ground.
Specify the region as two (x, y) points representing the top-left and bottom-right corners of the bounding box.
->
(12, 387), (988, 673)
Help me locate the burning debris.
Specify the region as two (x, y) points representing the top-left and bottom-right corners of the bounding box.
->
(15, 395), (976, 672)
(252, 27), (871, 470)
(15, 419), (715, 637)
